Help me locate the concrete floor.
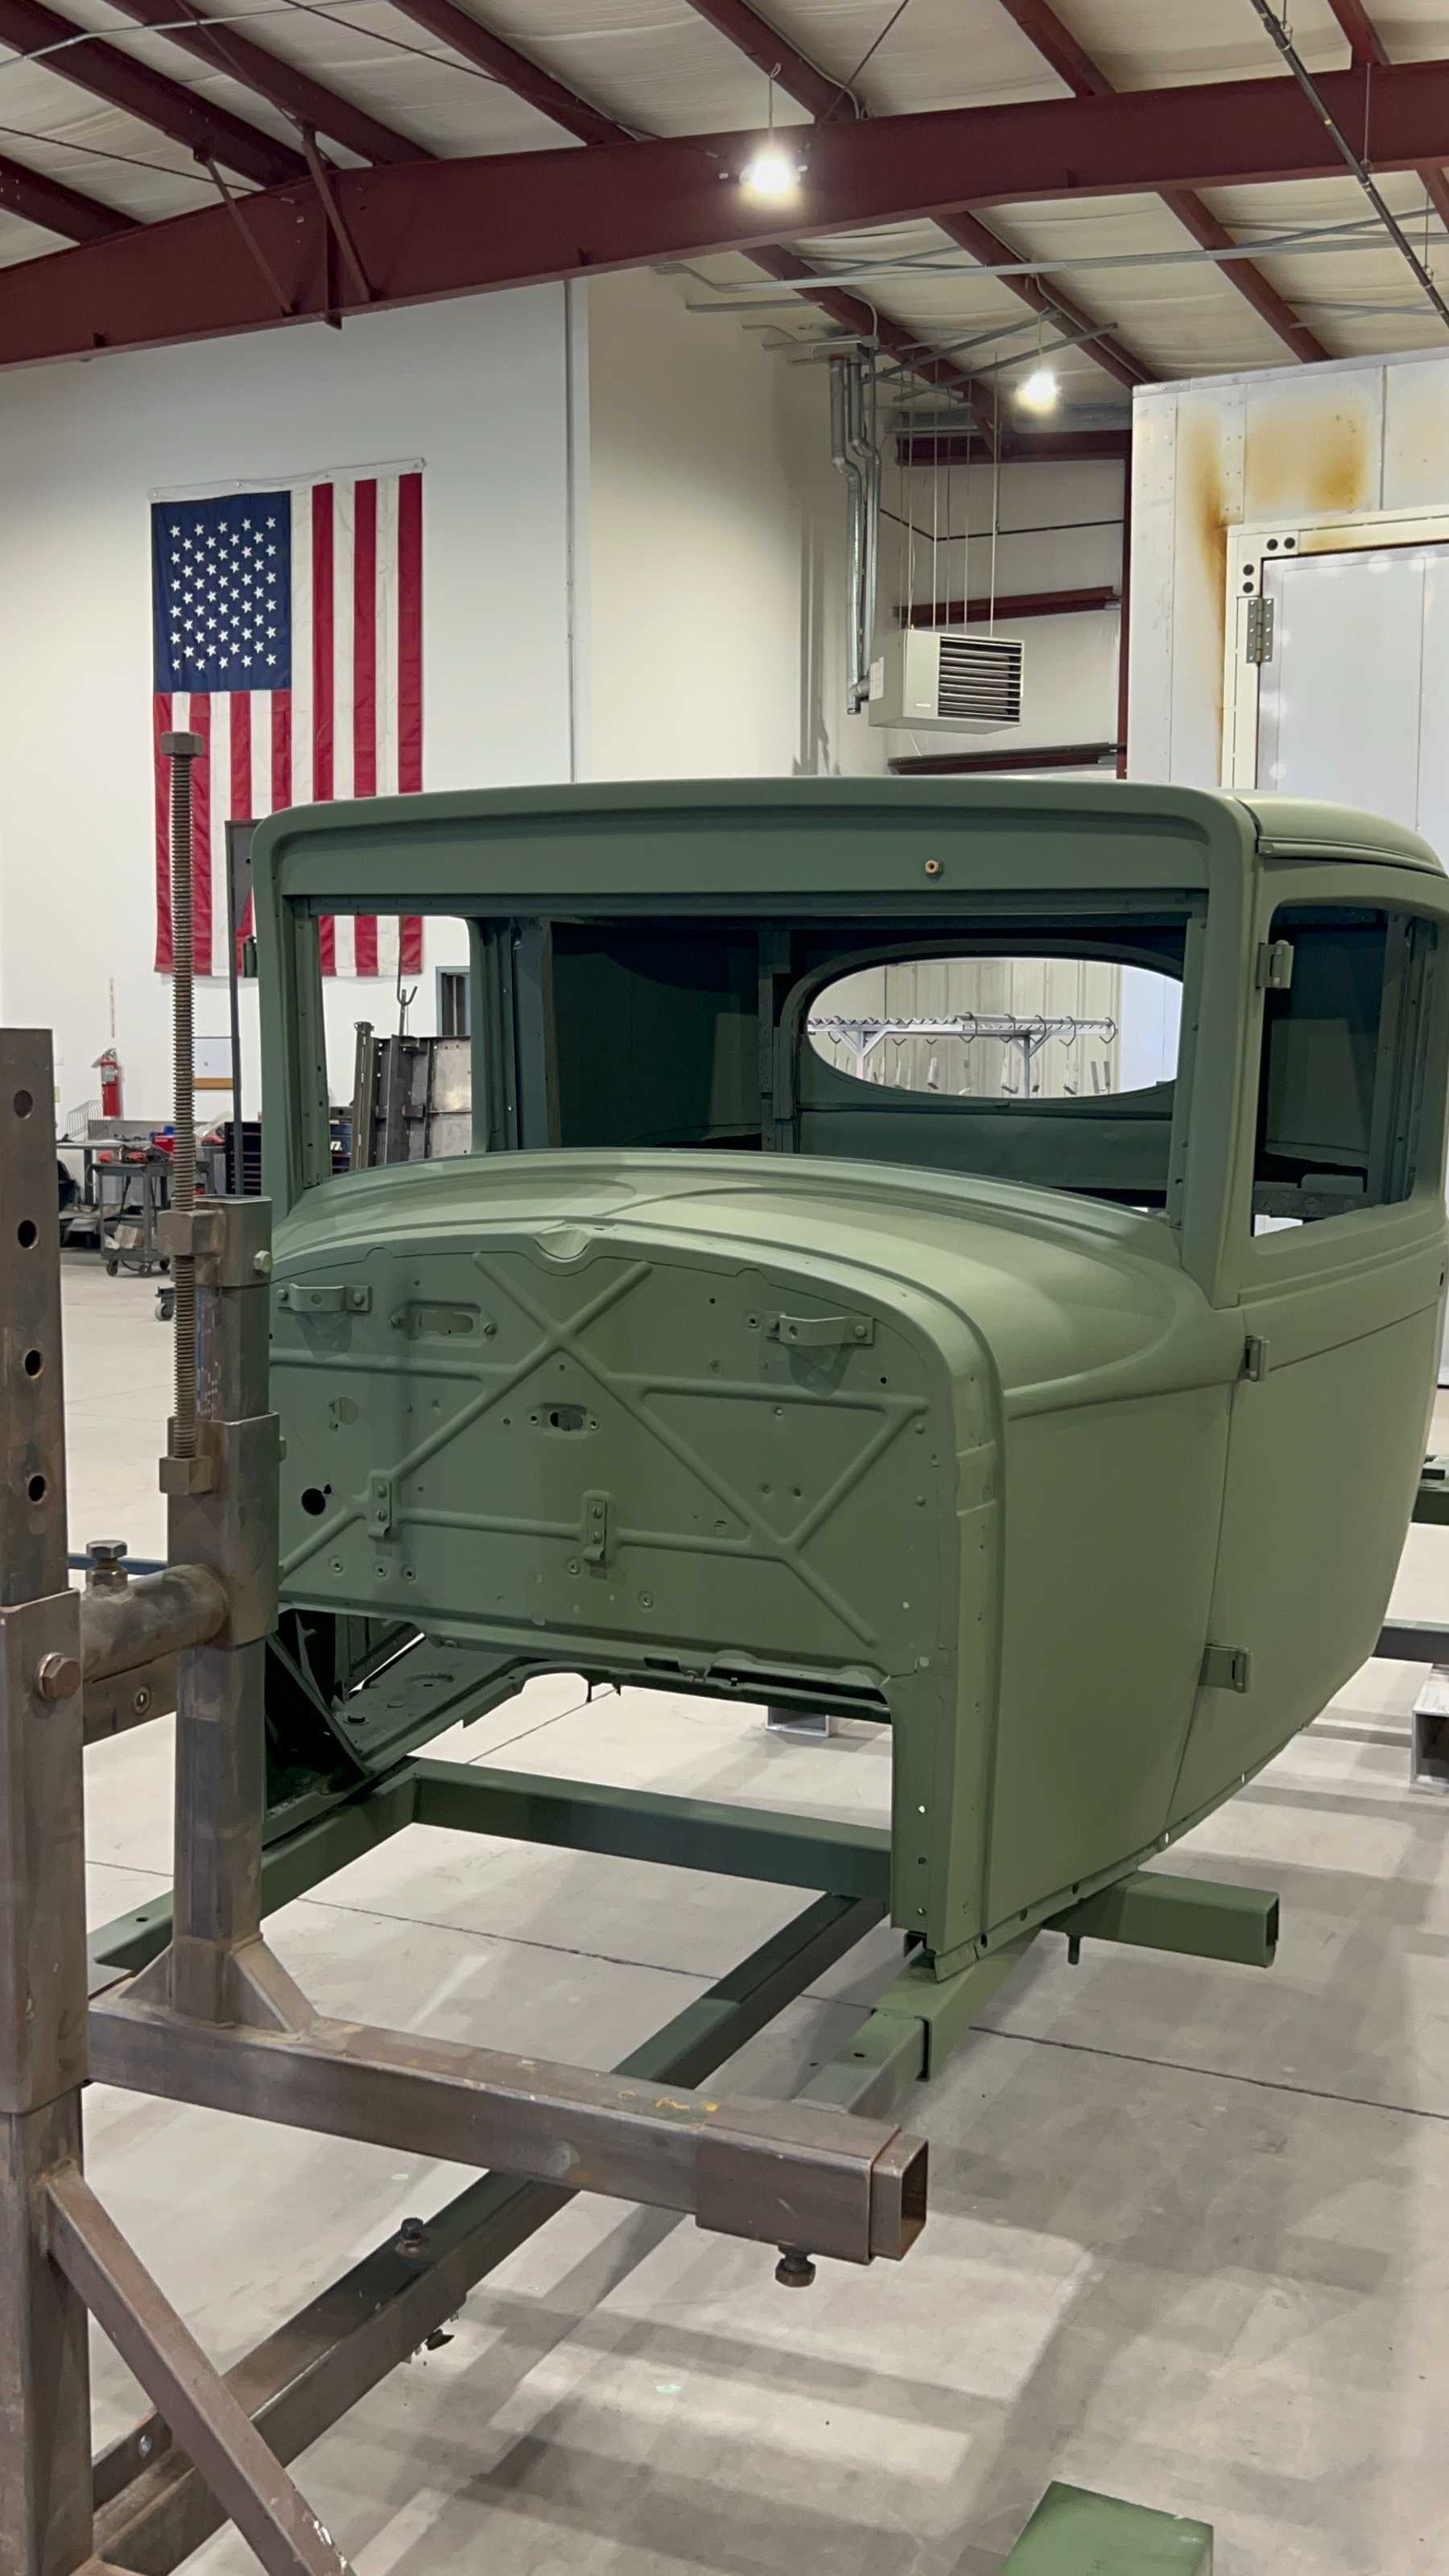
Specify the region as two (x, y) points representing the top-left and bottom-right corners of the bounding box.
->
(65, 1257), (1449, 2574)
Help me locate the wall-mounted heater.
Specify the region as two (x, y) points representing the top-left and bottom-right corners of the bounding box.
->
(869, 629), (1025, 732)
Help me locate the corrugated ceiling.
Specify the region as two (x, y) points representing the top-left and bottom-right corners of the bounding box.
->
(0, 0), (1445, 410)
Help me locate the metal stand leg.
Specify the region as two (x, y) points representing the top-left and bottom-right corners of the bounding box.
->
(149, 1185), (293, 2031)
(0, 1030), (359, 2576)
(0, 1029), (95, 2576)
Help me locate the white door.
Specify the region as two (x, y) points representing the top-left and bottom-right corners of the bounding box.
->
(1257, 543), (1449, 856)
(1256, 542), (1449, 1372)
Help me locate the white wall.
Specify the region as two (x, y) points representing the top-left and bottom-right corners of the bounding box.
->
(586, 274), (1125, 779)
(1128, 346), (1449, 786)
(0, 291), (576, 1121)
(585, 267), (889, 782)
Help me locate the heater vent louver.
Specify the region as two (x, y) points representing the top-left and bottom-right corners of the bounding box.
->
(869, 629), (1026, 733)
(935, 632), (1024, 726)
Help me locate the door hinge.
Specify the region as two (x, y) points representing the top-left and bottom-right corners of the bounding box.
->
(1243, 1335), (1270, 1382)
(1200, 1644), (1253, 1695)
(1245, 595), (1275, 665)
(1255, 938), (1294, 992)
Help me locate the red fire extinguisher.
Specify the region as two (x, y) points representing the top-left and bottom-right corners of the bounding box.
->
(94, 1049), (122, 1119)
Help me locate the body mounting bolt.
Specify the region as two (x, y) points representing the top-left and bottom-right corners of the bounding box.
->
(35, 1653), (80, 1703)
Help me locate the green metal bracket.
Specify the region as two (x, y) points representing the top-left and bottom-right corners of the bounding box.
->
(805, 1864), (1278, 2124)
(1004, 2482), (1212, 2572)
(1413, 1455), (1449, 1526)
(1046, 1868), (1278, 1969)
(807, 1931), (1038, 2116)
(410, 1757), (893, 1899)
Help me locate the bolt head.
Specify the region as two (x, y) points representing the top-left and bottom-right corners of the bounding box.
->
(86, 1537), (130, 1591)
(253, 1249), (274, 1278)
(35, 1653), (80, 1704)
(159, 729), (203, 759)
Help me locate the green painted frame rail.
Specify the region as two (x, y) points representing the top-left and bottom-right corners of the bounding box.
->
(85, 1746), (1253, 2571)
(89, 1753), (1280, 2047)
(89, 1757), (1279, 1989)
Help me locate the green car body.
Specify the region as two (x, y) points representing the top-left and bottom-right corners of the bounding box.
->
(255, 778), (1449, 1976)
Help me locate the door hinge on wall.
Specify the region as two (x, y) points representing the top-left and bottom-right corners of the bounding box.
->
(1245, 596), (1275, 665)
(1255, 939), (1294, 992)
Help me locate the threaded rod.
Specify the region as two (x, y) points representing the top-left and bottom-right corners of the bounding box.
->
(161, 729), (202, 1460)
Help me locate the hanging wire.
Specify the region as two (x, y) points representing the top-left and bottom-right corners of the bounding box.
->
(817, 0), (917, 125)
(0, 0), (656, 140)
(989, 377), (1001, 634)
(0, 116), (217, 182)
(942, 433), (952, 632)
(960, 397), (971, 630)
(899, 399), (912, 639)
(931, 408), (939, 629)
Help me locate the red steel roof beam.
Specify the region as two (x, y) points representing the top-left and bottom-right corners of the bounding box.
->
(11, 64), (1449, 367)
(676, 0), (1150, 395)
(393, 0), (997, 425)
(934, 204), (1150, 387)
(1323, 0), (1449, 236)
(992, 0), (1326, 361)
(104, 0), (423, 166)
(385, 0), (643, 148)
(0, 146), (135, 240)
(902, 584), (1119, 625)
(0, 0), (305, 187)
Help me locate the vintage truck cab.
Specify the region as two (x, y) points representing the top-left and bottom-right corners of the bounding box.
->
(254, 779), (1448, 1977)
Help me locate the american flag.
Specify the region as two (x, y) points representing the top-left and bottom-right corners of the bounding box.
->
(151, 470), (423, 978)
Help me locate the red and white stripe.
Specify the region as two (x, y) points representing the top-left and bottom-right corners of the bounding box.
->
(155, 469), (423, 978)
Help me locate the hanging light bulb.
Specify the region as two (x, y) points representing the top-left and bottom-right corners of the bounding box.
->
(1016, 365), (1060, 414)
(1015, 316), (1060, 415)
(741, 71), (803, 203)
(741, 142), (803, 201)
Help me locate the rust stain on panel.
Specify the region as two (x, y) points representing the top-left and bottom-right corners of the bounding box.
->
(1245, 398), (1373, 519)
(1185, 412), (1231, 727)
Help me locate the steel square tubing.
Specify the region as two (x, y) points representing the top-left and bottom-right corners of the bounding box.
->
(46, 2170), (349, 2576)
(85, 1748), (885, 1995)
(91, 1893), (881, 2575)
(0, 1030), (95, 2576)
(88, 1982), (925, 2265)
(409, 1755), (892, 1897)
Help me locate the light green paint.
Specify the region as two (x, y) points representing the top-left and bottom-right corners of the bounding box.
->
(253, 778), (1449, 1972)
